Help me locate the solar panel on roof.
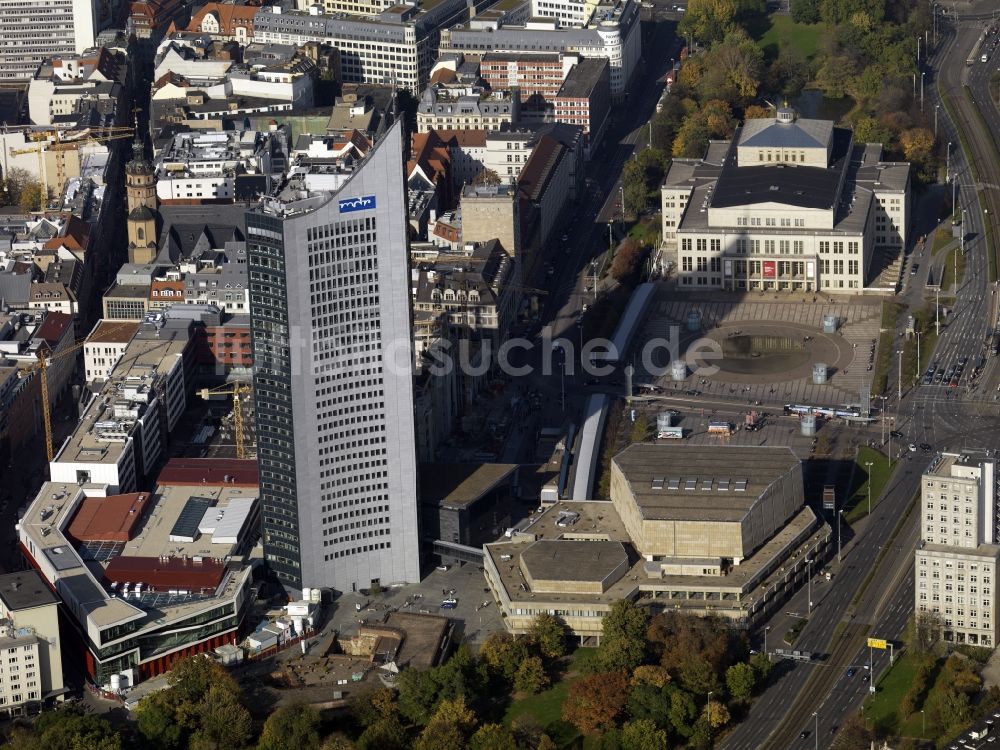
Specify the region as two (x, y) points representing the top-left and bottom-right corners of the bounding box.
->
(169, 496), (214, 542)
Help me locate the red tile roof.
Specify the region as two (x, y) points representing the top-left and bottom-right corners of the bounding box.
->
(32, 311), (73, 347)
(67, 493), (151, 543)
(156, 458), (259, 488)
(104, 555), (226, 591)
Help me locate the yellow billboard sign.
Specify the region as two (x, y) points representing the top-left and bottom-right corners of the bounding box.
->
(867, 638), (887, 650)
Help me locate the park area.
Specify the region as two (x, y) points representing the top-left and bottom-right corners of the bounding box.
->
(844, 447), (893, 523)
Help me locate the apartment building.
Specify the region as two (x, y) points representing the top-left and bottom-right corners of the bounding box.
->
(0, 571), (64, 715)
(27, 47), (127, 127)
(916, 452), (1000, 647)
(83, 320), (139, 384)
(154, 130), (287, 204)
(661, 108), (910, 293)
(416, 83), (519, 133)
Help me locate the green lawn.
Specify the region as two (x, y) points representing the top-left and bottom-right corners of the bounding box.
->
(940, 246), (967, 293)
(754, 15), (825, 60)
(503, 647), (598, 746)
(931, 227), (953, 256)
(872, 302), (902, 396)
(865, 651), (925, 735)
(844, 447), (893, 523)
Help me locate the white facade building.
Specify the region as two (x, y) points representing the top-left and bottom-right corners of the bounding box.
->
(916, 452), (1000, 647)
(0, 0), (106, 82)
(662, 109), (910, 293)
(0, 571), (64, 715)
(439, 0), (640, 103)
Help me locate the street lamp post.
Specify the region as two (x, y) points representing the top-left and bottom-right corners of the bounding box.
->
(764, 625), (771, 660)
(935, 104), (940, 138)
(837, 509), (844, 562)
(947, 143), (952, 184)
(916, 330), (921, 382)
(620, 185), (625, 223)
(813, 712), (819, 750)
(936, 284), (940, 334)
(806, 558), (813, 614)
(865, 461), (874, 515)
(921, 709), (926, 737)
(921, 71), (925, 111)
(707, 691), (713, 746)
(896, 350), (908, 403)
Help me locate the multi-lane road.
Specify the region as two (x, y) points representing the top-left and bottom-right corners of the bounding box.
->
(724, 7), (1000, 747)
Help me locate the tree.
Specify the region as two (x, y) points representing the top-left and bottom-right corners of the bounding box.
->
(743, 104), (772, 120)
(833, 714), (875, 750)
(320, 735), (356, 750)
(702, 698), (730, 730)
(913, 611), (943, 653)
(680, 0), (739, 45)
(789, 0), (819, 22)
(396, 667), (442, 725)
(677, 656), (719, 695)
(900, 127), (936, 178)
(725, 662), (757, 702)
(349, 686), (398, 728)
(469, 724), (519, 750)
(480, 632), (530, 681)
(610, 238), (647, 286)
(17, 180), (44, 212)
(356, 715), (408, 750)
(136, 691), (185, 750)
(666, 687), (699, 739)
(529, 613), (569, 660)
(9, 707), (123, 750)
(625, 682), (673, 729)
(853, 115), (893, 145)
(514, 655), (550, 694)
(749, 653), (772, 684)
(673, 115), (710, 158)
(697, 29), (764, 105)
(190, 682), (253, 750)
(620, 719), (671, 750)
(414, 696), (478, 750)
(257, 704), (321, 750)
(621, 160), (649, 217)
(473, 168), (502, 186)
(631, 664), (671, 688)
(562, 672), (629, 734)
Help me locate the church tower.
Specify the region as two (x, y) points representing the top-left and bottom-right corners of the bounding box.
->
(126, 138), (158, 265)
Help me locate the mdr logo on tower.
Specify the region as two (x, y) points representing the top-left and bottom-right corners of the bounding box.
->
(338, 195), (377, 213)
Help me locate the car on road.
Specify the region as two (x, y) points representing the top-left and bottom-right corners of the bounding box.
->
(861, 673), (870, 682)
(846, 668), (856, 677)
(890, 430), (904, 438)
(911, 263), (919, 275)
(909, 443), (917, 452)
(920, 442), (933, 452)
(799, 731), (810, 740)
(684, 389), (702, 396)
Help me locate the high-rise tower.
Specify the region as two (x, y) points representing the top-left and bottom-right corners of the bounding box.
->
(247, 121), (420, 593)
(126, 139), (158, 265)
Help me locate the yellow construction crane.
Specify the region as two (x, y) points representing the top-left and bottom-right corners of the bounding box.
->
(197, 383), (253, 459)
(19, 320), (142, 461)
(19, 340), (86, 462)
(8, 129), (135, 201)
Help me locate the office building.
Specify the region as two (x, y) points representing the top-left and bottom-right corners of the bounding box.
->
(19, 459), (260, 688)
(661, 108), (911, 293)
(916, 452), (1000, 647)
(0, 571), (65, 714)
(0, 0), (108, 82)
(253, 0), (479, 94)
(247, 120), (420, 593)
(440, 0), (640, 103)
